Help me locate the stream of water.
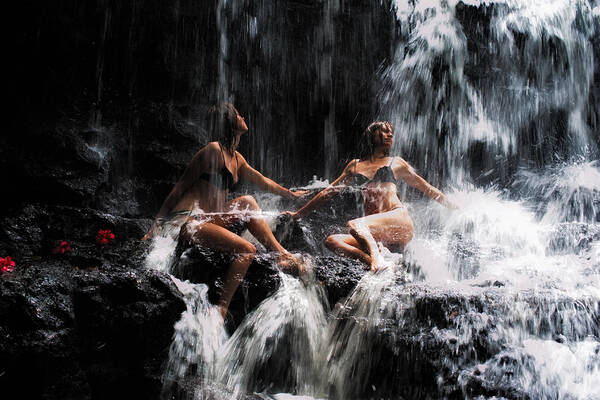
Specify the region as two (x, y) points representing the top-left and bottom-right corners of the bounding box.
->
(146, 1), (599, 398)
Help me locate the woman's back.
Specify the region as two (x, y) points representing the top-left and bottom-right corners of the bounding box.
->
(172, 142), (239, 213)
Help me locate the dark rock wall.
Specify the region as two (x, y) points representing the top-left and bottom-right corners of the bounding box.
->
(0, 205), (185, 399)
(6, 1), (600, 216)
(0, 261), (185, 400)
(6, 0), (398, 217)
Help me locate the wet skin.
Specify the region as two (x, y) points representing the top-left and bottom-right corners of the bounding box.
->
(287, 125), (453, 271)
(144, 111), (307, 319)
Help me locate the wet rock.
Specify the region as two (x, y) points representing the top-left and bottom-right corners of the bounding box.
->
(546, 222), (600, 255)
(0, 253), (185, 400)
(327, 283), (600, 399)
(312, 256), (369, 307)
(171, 244), (283, 327)
(275, 189), (366, 254)
(0, 203), (150, 260)
(170, 241), (369, 327)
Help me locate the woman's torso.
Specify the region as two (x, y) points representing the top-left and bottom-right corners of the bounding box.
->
(173, 142), (239, 214)
(352, 157), (403, 215)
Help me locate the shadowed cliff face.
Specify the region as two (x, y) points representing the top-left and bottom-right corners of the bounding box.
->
(0, 246), (186, 400)
(7, 1), (599, 216)
(7, 0), (397, 217)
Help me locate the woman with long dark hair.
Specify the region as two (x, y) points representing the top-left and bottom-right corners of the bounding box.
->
(286, 121), (454, 270)
(144, 103), (306, 318)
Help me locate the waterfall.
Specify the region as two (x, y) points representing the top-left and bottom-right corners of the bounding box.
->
(381, 0), (598, 185)
(145, 0), (599, 398)
(216, 273), (328, 398)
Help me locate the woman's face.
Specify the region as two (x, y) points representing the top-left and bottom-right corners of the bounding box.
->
(374, 124), (394, 150)
(235, 112), (248, 135)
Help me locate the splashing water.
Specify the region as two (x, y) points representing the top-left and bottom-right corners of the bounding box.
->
(217, 272), (328, 398)
(145, 0), (600, 398)
(383, 0), (598, 184)
(514, 160), (600, 224)
(162, 278), (230, 394)
(326, 267), (411, 399)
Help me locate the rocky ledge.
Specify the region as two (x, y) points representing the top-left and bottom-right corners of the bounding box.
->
(0, 255), (185, 400)
(0, 205), (186, 400)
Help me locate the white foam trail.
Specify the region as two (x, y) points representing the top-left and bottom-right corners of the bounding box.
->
(327, 267), (408, 399)
(162, 278), (229, 387)
(217, 271), (328, 399)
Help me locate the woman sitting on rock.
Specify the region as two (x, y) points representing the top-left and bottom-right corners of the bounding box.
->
(285, 121), (455, 271)
(144, 103), (306, 318)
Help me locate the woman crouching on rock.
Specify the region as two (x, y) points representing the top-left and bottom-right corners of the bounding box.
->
(143, 103), (307, 319)
(285, 121), (455, 271)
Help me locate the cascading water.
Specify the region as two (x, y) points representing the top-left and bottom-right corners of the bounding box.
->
(145, 1), (599, 399)
(381, 0), (598, 184)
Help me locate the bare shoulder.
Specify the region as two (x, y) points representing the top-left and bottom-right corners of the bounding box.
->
(344, 158), (358, 172)
(204, 141), (221, 153)
(189, 142), (220, 169)
(394, 157), (413, 173)
(391, 156), (406, 167)
(206, 141), (227, 158)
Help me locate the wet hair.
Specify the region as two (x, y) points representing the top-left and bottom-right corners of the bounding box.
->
(206, 103), (240, 153)
(359, 121), (393, 159)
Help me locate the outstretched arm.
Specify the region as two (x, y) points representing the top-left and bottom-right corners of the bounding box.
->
(396, 159), (455, 208)
(237, 152), (308, 199)
(287, 160), (355, 219)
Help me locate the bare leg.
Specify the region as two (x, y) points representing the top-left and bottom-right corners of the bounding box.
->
(347, 219), (382, 270)
(325, 234), (372, 266)
(225, 195), (304, 273)
(326, 208), (414, 271)
(179, 219), (256, 319)
(227, 195), (287, 253)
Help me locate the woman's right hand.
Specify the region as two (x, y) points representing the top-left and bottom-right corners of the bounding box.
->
(282, 210), (299, 219)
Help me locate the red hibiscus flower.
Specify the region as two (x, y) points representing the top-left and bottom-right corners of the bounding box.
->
(96, 229), (115, 246)
(1, 256), (15, 273)
(52, 240), (72, 255)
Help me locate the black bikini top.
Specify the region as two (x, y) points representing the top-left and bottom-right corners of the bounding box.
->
(199, 143), (239, 191)
(352, 157), (398, 186)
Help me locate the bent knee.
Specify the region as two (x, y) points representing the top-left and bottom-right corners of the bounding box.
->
(346, 220), (361, 237)
(325, 235), (340, 249)
(237, 195), (260, 211)
(239, 241), (257, 255)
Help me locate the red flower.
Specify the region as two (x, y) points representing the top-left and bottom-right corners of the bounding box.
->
(52, 240), (72, 255)
(1, 256), (15, 273)
(96, 229), (115, 246)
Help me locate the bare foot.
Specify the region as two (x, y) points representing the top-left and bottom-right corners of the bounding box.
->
(362, 254), (378, 272)
(371, 258), (395, 273)
(370, 262), (380, 272)
(369, 254), (388, 273)
(278, 252), (306, 277)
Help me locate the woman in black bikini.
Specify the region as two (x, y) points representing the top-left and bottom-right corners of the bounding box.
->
(143, 103), (307, 318)
(286, 121), (454, 271)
